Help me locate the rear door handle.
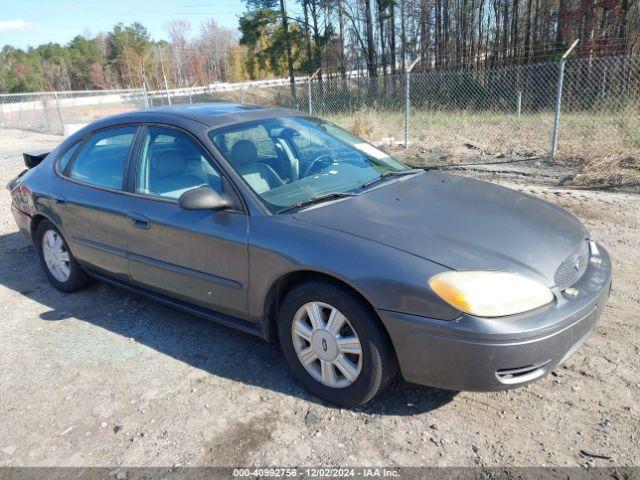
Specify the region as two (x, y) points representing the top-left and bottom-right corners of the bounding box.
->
(127, 213), (150, 229)
(51, 195), (67, 207)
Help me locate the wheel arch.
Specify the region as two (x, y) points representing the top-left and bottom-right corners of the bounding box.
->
(30, 213), (52, 244)
(30, 213), (70, 252)
(261, 270), (396, 356)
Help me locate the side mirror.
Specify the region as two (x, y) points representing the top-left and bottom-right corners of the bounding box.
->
(178, 187), (231, 211)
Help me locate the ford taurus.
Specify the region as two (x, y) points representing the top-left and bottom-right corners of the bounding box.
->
(8, 104), (612, 406)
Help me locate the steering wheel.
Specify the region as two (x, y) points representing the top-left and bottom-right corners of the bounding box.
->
(303, 154), (334, 177)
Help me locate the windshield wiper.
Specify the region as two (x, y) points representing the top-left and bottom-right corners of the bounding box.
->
(361, 168), (424, 189)
(277, 192), (357, 214)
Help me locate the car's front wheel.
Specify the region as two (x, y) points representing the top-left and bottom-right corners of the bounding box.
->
(278, 281), (397, 407)
(36, 220), (90, 293)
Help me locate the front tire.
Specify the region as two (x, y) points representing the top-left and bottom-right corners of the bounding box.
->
(36, 220), (90, 293)
(278, 281), (397, 407)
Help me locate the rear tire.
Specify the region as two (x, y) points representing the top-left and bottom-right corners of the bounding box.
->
(278, 280), (397, 407)
(36, 220), (90, 293)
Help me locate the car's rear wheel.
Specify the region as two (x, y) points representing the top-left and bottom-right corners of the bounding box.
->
(278, 281), (397, 407)
(36, 220), (90, 293)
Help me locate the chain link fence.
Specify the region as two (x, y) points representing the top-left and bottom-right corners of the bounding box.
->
(1, 55), (638, 163)
(305, 55), (639, 163)
(557, 55), (640, 161)
(0, 89), (147, 136)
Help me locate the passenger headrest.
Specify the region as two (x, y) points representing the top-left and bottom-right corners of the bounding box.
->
(230, 140), (257, 165)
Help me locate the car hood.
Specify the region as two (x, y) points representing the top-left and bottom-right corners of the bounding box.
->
(294, 172), (588, 286)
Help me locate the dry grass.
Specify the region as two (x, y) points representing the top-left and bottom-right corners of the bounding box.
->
(326, 108), (640, 158)
(325, 108), (640, 189)
(327, 109), (405, 142)
(569, 155), (640, 189)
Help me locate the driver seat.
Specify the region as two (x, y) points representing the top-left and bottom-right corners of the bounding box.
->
(230, 140), (284, 194)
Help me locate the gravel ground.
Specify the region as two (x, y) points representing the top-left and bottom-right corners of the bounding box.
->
(0, 129), (639, 468)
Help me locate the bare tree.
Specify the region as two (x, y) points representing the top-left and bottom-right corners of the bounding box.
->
(199, 19), (238, 83)
(166, 20), (191, 86)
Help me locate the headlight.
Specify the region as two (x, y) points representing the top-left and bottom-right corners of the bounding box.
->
(428, 271), (554, 317)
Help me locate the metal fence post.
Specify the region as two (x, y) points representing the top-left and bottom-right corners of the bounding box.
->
(308, 68), (320, 115)
(53, 92), (64, 135)
(517, 91), (522, 117)
(0, 98), (5, 127)
(551, 40), (579, 159)
(404, 59), (420, 148)
(308, 77), (312, 114)
(143, 84), (150, 108)
(404, 70), (410, 148)
(42, 98), (50, 131)
(160, 60), (171, 106)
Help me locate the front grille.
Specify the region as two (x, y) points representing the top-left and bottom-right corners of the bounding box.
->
(554, 241), (589, 290)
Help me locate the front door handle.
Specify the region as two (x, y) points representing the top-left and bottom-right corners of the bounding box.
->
(127, 213), (150, 229)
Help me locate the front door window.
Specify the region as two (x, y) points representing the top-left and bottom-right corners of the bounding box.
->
(136, 127), (223, 200)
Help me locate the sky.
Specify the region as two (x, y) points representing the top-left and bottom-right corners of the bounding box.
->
(0, 0), (247, 49)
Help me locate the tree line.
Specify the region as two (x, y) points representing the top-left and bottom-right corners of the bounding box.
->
(1, 0), (638, 94)
(0, 21), (243, 93)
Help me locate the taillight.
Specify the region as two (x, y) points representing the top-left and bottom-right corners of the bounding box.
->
(7, 169), (28, 192)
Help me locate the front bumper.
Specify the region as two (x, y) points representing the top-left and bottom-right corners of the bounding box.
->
(378, 243), (612, 391)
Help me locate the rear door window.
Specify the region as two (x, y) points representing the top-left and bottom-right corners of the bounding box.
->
(68, 127), (137, 190)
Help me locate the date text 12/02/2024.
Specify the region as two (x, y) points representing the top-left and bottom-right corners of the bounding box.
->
(232, 468), (400, 477)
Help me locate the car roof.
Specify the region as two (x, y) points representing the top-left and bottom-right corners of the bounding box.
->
(104, 103), (303, 128)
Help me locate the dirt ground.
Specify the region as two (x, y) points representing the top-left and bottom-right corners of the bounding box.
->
(0, 128), (639, 468)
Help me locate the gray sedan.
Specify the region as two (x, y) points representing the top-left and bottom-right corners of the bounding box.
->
(8, 104), (612, 406)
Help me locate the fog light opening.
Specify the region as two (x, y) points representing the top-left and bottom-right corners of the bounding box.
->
(564, 287), (579, 298)
(496, 360), (550, 385)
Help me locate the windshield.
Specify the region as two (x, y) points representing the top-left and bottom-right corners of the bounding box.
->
(209, 116), (411, 213)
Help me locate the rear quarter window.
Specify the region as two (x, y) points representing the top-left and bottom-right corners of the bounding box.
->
(57, 142), (81, 173)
